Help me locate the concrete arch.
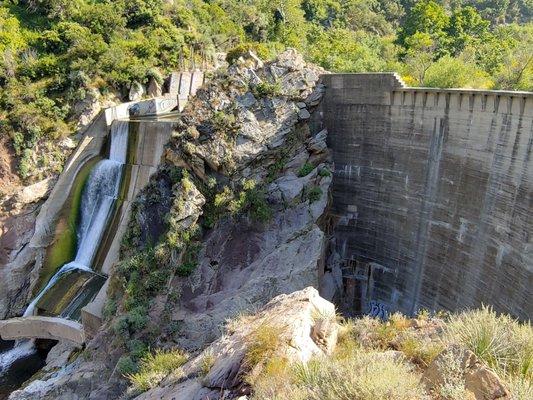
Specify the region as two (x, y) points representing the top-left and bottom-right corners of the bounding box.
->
(0, 317), (85, 345)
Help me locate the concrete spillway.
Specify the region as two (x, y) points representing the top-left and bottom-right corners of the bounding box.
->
(322, 74), (532, 319)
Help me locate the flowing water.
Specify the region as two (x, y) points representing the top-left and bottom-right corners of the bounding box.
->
(0, 121), (129, 390)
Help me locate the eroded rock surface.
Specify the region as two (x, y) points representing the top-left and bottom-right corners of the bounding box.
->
(137, 287), (338, 400)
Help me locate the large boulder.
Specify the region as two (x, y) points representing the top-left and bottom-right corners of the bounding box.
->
(136, 288), (338, 400)
(423, 345), (510, 400)
(129, 82), (146, 102)
(147, 77), (162, 98)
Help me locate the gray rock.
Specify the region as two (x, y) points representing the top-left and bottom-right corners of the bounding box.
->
(237, 92), (257, 108)
(172, 180), (205, 230)
(147, 77), (162, 97)
(137, 288), (338, 399)
(73, 88), (101, 129)
(305, 83), (326, 106)
(275, 48), (306, 71)
(128, 81), (145, 101)
(44, 341), (79, 372)
(298, 108), (311, 120)
(307, 129), (328, 153)
(270, 65), (289, 79)
(268, 173), (304, 203)
(423, 345), (510, 400)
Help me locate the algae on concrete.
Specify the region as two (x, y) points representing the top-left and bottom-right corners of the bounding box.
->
(35, 157), (101, 296)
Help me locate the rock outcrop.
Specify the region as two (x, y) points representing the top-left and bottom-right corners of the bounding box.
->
(423, 345), (510, 400)
(137, 287), (338, 400)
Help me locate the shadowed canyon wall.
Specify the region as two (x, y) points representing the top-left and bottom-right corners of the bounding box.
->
(322, 74), (532, 319)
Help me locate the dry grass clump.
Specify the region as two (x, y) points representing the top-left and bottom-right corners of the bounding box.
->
(432, 349), (475, 400)
(244, 323), (283, 379)
(336, 313), (443, 367)
(397, 332), (445, 367)
(446, 306), (532, 381)
(446, 306), (532, 399)
(316, 350), (426, 400)
(251, 347), (426, 400)
(128, 349), (188, 392)
(199, 350), (215, 377)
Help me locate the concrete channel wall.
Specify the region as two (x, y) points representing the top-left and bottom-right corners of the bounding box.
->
(0, 72), (204, 343)
(321, 74), (532, 319)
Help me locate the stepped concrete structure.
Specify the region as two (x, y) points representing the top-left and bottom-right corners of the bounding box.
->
(0, 72), (204, 344)
(321, 73), (532, 319)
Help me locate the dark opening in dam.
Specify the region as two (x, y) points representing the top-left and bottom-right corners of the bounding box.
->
(321, 74), (532, 320)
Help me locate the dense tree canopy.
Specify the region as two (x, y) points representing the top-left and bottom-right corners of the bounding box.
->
(0, 0), (531, 182)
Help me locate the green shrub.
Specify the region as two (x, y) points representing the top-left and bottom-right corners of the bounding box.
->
(127, 307), (149, 331)
(127, 339), (148, 359)
(319, 167), (332, 177)
(114, 315), (131, 339)
(306, 186), (323, 203)
(297, 163), (315, 177)
(251, 81), (282, 98)
(176, 242), (201, 277)
(116, 355), (138, 376)
(146, 67), (163, 85)
(103, 299), (117, 320)
(211, 110), (239, 140)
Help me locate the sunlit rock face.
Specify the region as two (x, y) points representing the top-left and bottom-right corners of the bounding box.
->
(322, 73), (532, 320)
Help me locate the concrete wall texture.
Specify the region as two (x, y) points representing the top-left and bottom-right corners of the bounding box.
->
(322, 74), (532, 319)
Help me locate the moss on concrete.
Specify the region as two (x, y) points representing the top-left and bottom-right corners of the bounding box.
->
(35, 157), (101, 295)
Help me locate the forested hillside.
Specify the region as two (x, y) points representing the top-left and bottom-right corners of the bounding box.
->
(0, 0), (531, 186)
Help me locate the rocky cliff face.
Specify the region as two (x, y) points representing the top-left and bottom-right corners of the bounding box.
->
(9, 49), (333, 399)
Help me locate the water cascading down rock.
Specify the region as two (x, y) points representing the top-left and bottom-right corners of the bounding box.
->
(0, 121), (128, 373)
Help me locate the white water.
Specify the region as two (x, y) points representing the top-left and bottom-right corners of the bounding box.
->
(0, 121), (128, 374)
(109, 120), (129, 163)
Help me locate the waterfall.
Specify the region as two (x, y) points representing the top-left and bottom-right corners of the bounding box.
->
(75, 160), (123, 267)
(0, 121), (128, 373)
(109, 120), (129, 163)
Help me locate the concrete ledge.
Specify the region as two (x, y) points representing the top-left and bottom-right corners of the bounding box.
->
(0, 316), (85, 345)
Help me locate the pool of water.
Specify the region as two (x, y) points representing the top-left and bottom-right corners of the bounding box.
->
(0, 340), (53, 400)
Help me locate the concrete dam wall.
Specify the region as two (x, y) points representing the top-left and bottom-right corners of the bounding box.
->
(321, 74), (532, 319)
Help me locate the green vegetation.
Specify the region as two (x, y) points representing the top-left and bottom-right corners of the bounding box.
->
(200, 350), (215, 376)
(318, 167), (331, 177)
(244, 323), (284, 373)
(251, 338), (425, 400)
(127, 349), (188, 392)
(251, 80), (283, 98)
(204, 178), (272, 227)
(305, 185), (322, 203)
(297, 162), (315, 177)
(0, 1), (531, 182)
(116, 355), (138, 376)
